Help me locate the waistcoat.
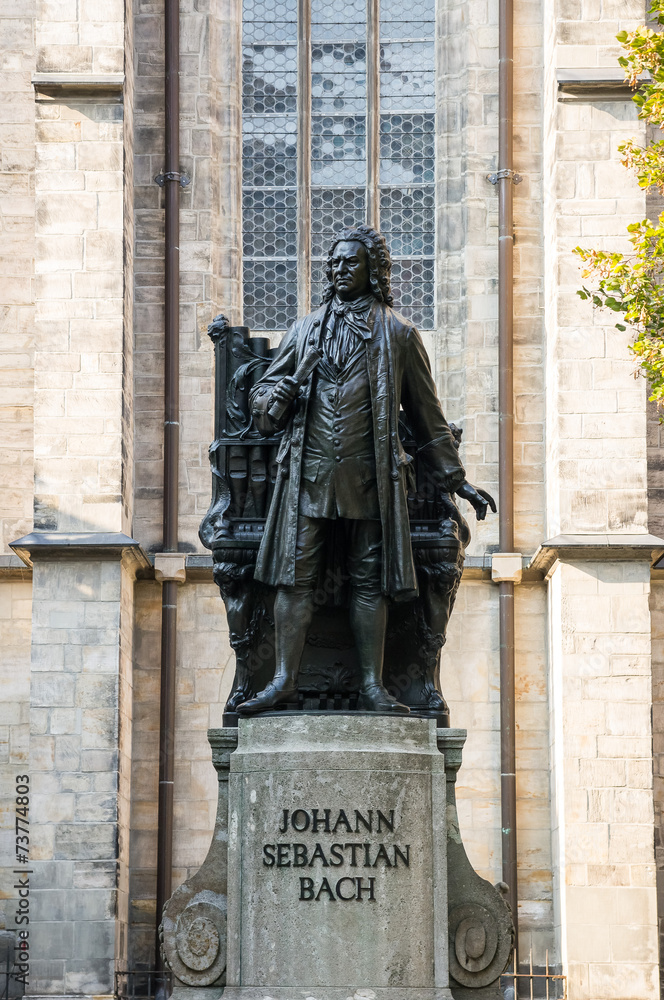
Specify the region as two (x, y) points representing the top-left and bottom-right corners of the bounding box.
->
(298, 341), (380, 520)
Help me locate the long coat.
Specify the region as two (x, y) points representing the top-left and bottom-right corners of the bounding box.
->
(249, 299), (466, 600)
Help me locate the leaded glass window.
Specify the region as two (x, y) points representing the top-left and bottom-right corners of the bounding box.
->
(242, 0), (435, 330)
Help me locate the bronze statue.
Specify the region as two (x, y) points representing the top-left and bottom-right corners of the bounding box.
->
(230, 225), (496, 715)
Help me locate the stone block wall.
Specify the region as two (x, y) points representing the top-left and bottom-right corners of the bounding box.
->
(541, 5), (659, 995)
(36, 0), (124, 78)
(644, 86), (664, 979)
(437, 0), (545, 557)
(546, 96), (648, 536)
(127, 578), (233, 968)
(0, 0), (138, 987)
(650, 577), (664, 987)
(512, 0), (547, 556)
(442, 578), (554, 963)
(513, 583), (554, 961)
(0, 0), (35, 553)
(33, 91), (128, 534)
(549, 559), (658, 997)
(31, 0), (130, 535)
(442, 580), (501, 882)
(544, 4), (648, 538)
(0, 576), (32, 933)
(1, 0), (663, 997)
(133, 0), (228, 552)
(28, 556), (137, 992)
(126, 580), (160, 965)
(0, 0), (36, 958)
(437, 0), (500, 557)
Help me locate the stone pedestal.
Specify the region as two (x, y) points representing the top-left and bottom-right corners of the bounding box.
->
(226, 716), (450, 999)
(162, 717), (513, 1000)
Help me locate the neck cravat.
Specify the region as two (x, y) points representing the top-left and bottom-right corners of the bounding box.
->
(324, 294), (374, 369)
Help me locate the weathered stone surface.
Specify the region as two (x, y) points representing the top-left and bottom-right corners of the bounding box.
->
(26, 555), (136, 991)
(1, 0), (663, 995)
(224, 715), (451, 998)
(164, 721), (515, 1000)
(161, 729), (237, 988)
(548, 558), (659, 997)
(438, 730), (513, 998)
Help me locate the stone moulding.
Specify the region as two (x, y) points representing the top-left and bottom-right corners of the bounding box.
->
(528, 532), (664, 578)
(31, 73), (125, 98)
(154, 552), (188, 584)
(556, 67), (650, 103)
(489, 553), (523, 585)
(9, 531), (150, 571)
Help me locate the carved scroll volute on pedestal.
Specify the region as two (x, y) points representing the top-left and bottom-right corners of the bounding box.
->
(438, 730), (514, 996)
(160, 729), (238, 987)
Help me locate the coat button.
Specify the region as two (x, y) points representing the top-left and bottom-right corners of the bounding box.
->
(313, 320), (320, 328)
(391, 470), (399, 481)
(335, 456), (341, 463)
(333, 438), (340, 446)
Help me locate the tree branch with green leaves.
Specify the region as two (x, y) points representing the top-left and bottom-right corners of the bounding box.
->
(575, 1), (664, 406)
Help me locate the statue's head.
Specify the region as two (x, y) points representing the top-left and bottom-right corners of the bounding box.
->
(322, 224), (394, 306)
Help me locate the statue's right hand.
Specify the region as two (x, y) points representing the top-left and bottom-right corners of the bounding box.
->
(269, 376), (299, 409)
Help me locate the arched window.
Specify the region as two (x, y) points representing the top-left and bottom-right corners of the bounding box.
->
(242, 0), (435, 331)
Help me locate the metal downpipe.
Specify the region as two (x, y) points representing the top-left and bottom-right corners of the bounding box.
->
(155, 0), (181, 969)
(498, 0), (518, 959)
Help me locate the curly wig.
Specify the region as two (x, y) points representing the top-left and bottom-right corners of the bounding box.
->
(322, 224), (393, 306)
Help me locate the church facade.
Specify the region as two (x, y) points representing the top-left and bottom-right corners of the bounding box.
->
(1, 0), (663, 997)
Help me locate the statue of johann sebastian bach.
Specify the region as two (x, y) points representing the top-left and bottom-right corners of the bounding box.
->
(237, 225), (495, 715)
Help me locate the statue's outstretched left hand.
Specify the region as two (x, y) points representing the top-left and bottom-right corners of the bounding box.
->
(455, 481), (497, 521)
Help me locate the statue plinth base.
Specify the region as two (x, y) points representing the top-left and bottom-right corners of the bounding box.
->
(162, 717), (513, 999)
(226, 716), (451, 997)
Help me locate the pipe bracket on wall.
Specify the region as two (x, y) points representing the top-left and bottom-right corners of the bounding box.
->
(155, 171), (191, 187)
(487, 168), (522, 185)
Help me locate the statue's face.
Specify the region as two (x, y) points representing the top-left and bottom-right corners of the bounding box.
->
(331, 240), (370, 300)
